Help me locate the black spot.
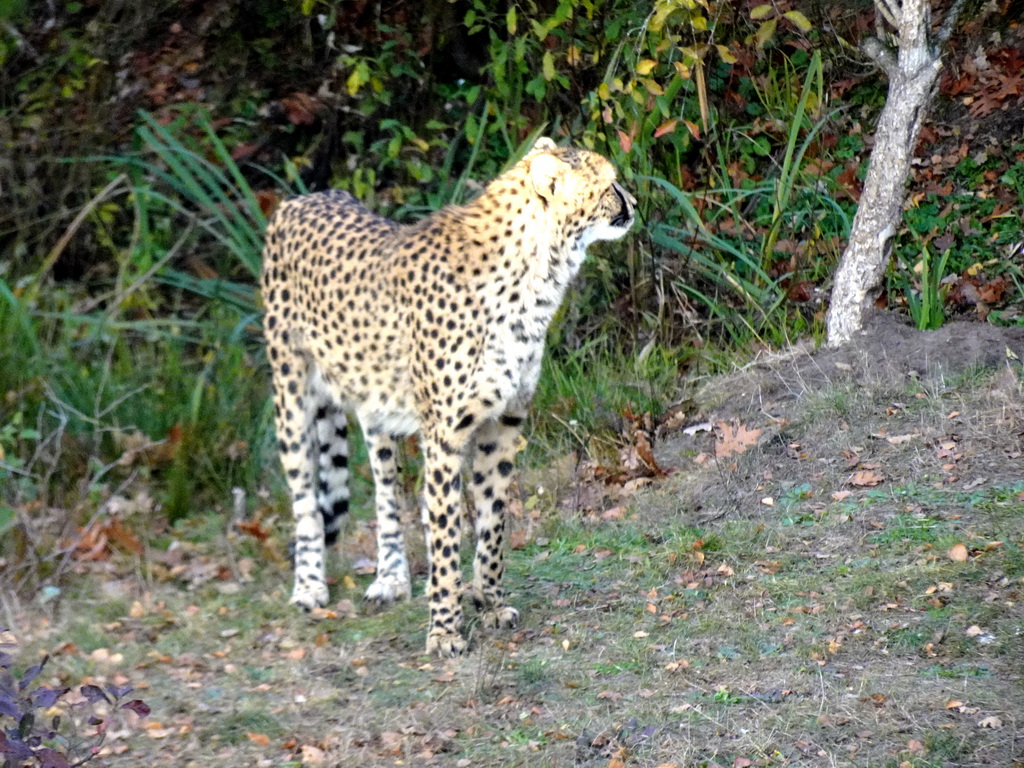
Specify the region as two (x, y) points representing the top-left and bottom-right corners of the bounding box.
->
(498, 460), (514, 477)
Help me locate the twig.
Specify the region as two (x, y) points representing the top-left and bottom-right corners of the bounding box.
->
(28, 174), (128, 303)
(873, 0), (900, 30)
(862, 36), (897, 74)
(935, 0), (967, 47)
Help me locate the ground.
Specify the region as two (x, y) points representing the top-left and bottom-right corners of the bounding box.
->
(3, 313), (1024, 768)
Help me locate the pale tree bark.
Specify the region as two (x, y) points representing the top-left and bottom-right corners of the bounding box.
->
(825, 0), (966, 347)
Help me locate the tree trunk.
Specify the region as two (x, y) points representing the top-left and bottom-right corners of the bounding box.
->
(825, 0), (950, 347)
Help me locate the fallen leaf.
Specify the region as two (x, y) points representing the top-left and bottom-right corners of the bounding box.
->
(715, 421), (761, 458)
(247, 732), (271, 747)
(850, 470), (883, 487)
(351, 557), (376, 575)
(978, 716), (1003, 729)
(301, 745), (327, 766)
(236, 520), (270, 542)
(947, 543), (969, 562)
(601, 506), (626, 521)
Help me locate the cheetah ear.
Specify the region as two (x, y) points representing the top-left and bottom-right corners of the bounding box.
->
(528, 136), (558, 155)
(529, 152), (566, 202)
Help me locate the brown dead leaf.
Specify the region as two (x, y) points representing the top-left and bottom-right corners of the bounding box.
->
(600, 506), (627, 521)
(300, 745), (327, 766)
(947, 543), (969, 562)
(236, 520), (270, 542)
(849, 470), (883, 487)
(247, 732), (271, 747)
(978, 715), (1003, 729)
(715, 421), (761, 458)
(351, 557), (376, 575)
(254, 190), (280, 219)
(280, 92), (322, 125)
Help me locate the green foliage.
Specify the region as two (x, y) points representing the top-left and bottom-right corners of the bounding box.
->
(897, 239), (953, 331)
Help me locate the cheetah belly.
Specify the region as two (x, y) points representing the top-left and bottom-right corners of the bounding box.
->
(356, 392), (421, 437)
(312, 361), (420, 438)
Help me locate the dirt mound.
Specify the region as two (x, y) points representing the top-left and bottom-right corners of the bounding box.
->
(709, 310), (1024, 406)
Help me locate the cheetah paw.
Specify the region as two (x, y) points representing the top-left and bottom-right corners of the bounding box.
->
(364, 577), (411, 605)
(290, 582), (329, 611)
(479, 605), (519, 630)
(426, 631), (468, 658)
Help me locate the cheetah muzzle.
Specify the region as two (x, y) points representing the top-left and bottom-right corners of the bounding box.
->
(262, 136), (635, 656)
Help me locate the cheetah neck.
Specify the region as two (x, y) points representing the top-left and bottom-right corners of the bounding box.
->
(454, 188), (585, 318)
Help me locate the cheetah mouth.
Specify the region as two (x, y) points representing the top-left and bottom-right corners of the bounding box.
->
(610, 182), (635, 228)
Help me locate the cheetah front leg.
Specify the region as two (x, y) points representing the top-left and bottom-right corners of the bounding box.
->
(468, 413), (523, 630)
(362, 430), (412, 604)
(421, 431), (469, 657)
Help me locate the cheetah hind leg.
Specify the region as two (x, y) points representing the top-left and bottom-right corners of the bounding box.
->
(361, 430), (412, 605)
(272, 353), (329, 611)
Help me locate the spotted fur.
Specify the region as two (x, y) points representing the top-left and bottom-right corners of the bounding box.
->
(261, 137), (635, 656)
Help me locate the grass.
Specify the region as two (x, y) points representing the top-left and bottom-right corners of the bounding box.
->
(4, 456), (1023, 766)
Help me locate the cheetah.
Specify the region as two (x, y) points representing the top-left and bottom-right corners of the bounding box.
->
(261, 137), (635, 656)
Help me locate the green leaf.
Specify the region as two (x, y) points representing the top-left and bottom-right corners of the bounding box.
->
(506, 6), (517, 35)
(542, 51), (556, 81)
(635, 59), (657, 76)
(715, 44), (737, 64)
(783, 10), (813, 32)
(754, 18), (777, 48)
(750, 4), (774, 20)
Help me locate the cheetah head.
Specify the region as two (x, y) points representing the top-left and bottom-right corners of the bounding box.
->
(523, 137), (636, 248)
